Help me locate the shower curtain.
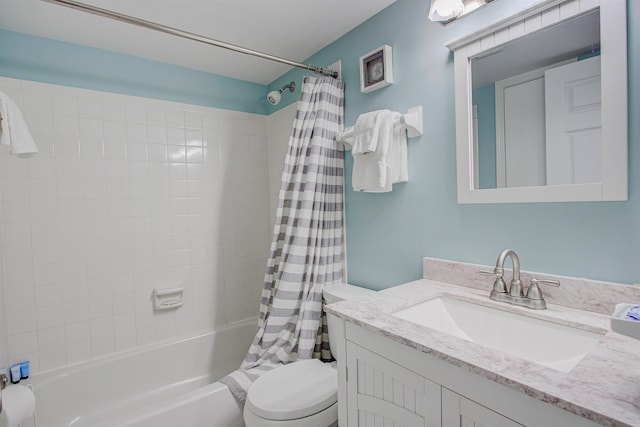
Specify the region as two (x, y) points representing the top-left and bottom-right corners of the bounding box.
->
(221, 75), (345, 402)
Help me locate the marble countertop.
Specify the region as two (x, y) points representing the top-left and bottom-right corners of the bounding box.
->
(325, 279), (640, 427)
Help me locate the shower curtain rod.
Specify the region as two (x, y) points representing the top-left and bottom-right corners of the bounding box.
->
(41, 0), (339, 78)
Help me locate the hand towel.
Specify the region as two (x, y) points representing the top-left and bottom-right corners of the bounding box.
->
(352, 156), (392, 193)
(352, 111), (400, 192)
(390, 123), (408, 184)
(0, 91), (39, 155)
(351, 110), (390, 154)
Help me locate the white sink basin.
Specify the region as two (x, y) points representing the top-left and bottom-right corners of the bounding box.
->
(392, 296), (604, 372)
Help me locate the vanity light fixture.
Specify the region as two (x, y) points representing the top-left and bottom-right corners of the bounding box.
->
(428, 0), (494, 22)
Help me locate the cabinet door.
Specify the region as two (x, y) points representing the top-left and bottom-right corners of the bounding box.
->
(442, 388), (523, 427)
(346, 341), (441, 427)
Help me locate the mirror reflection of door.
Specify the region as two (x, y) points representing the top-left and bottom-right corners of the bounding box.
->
(471, 8), (601, 191)
(493, 55), (601, 188)
(545, 56), (601, 185)
(496, 69), (546, 188)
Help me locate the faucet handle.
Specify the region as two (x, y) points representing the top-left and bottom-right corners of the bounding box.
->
(532, 278), (560, 287)
(479, 270), (509, 294)
(479, 270), (501, 277)
(526, 278), (560, 300)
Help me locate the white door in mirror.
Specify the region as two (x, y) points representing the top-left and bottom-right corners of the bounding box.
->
(545, 56), (601, 185)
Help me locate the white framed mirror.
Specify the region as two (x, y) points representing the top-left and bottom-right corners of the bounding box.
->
(447, 0), (627, 203)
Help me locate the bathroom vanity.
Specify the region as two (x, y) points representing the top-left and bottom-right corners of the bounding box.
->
(326, 258), (640, 427)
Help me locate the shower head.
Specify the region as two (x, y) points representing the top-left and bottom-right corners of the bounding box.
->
(267, 81), (296, 105)
(267, 91), (281, 105)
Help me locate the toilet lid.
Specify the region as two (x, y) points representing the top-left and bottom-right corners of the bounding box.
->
(246, 359), (337, 421)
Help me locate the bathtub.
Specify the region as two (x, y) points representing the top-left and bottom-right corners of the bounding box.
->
(22, 319), (257, 427)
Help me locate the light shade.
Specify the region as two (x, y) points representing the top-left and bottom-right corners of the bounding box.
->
(428, 0), (464, 22)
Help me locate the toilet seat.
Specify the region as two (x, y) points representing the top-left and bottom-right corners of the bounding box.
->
(245, 359), (337, 421)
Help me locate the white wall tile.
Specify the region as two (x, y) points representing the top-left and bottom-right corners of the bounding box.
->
(6, 310), (37, 335)
(54, 136), (80, 158)
(79, 118), (103, 139)
(91, 336), (115, 357)
(64, 303), (90, 325)
(8, 331), (38, 356)
(35, 285), (63, 308)
(66, 321), (91, 343)
(1, 222), (31, 246)
(36, 305), (65, 328)
(78, 98), (102, 119)
(1, 78), (272, 373)
(127, 161), (148, 180)
(165, 109), (185, 128)
(166, 128), (185, 146)
(103, 101), (126, 122)
(185, 129), (203, 147)
(80, 137), (104, 159)
(125, 105), (146, 123)
(5, 287), (35, 313)
(39, 346), (67, 371)
(67, 341), (91, 364)
(0, 156), (28, 178)
(1, 200), (29, 223)
(38, 326), (65, 350)
(53, 116), (79, 138)
(126, 124), (147, 143)
(103, 121), (126, 141)
(23, 91), (52, 115)
(2, 178), (29, 201)
(55, 158), (82, 179)
(27, 157), (56, 178)
(4, 245), (33, 268)
(52, 95), (78, 117)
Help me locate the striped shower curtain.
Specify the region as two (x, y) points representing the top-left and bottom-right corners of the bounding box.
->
(221, 75), (345, 401)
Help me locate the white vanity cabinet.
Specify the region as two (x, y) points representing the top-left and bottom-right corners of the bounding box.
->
(346, 342), (441, 426)
(341, 323), (601, 427)
(441, 388), (523, 427)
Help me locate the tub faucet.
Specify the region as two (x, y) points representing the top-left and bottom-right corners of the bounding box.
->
(0, 372), (7, 415)
(480, 249), (560, 310)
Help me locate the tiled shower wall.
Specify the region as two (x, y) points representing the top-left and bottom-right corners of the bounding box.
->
(0, 77), (272, 372)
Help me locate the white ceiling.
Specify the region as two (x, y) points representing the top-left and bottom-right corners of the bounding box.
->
(0, 0), (397, 85)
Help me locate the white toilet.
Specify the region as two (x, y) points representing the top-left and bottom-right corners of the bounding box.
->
(243, 283), (375, 427)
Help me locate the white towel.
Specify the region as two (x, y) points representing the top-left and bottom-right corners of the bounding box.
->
(352, 155), (393, 193)
(390, 123), (408, 184)
(352, 111), (400, 192)
(0, 91), (38, 155)
(351, 109), (390, 154)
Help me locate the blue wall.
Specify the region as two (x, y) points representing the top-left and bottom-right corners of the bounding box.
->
(1, 1), (638, 288)
(0, 29), (268, 114)
(272, 0), (639, 288)
(473, 84), (496, 189)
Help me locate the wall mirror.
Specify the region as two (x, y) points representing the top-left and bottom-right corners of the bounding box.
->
(447, 0), (627, 203)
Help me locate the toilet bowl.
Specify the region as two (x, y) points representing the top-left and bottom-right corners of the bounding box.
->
(243, 283), (374, 427)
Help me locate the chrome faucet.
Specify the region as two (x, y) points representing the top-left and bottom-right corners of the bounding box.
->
(480, 249), (560, 310)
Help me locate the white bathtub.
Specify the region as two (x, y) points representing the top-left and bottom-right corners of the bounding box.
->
(22, 319), (257, 427)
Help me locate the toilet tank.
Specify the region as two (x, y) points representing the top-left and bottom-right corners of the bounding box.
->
(323, 283), (375, 360)
(323, 283), (375, 304)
